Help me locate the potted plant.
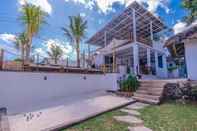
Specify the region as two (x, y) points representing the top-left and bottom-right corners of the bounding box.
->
(117, 74), (139, 97)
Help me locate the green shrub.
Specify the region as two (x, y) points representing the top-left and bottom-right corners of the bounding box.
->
(120, 74), (139, 92)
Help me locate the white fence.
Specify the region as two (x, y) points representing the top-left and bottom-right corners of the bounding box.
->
(0, 72), (118, 114)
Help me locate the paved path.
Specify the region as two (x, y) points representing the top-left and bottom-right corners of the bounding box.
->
(114, 102), (153, 131)
(7, 95), (135, 131)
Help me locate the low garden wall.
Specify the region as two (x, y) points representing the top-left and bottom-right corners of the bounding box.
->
(0, 71), (118, 114)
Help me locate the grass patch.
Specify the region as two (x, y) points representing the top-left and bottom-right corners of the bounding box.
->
(63, 110), (129, 131)
(139, 101), (197, 131)
(63, 102), (197, 131)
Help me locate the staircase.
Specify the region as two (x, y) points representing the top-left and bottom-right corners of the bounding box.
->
(133, 80), (167, 104)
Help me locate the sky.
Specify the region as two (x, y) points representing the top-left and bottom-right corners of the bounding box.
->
(0, 0), (192, 60)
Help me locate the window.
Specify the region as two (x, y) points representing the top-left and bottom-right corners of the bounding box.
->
(158, 55), (163, 68)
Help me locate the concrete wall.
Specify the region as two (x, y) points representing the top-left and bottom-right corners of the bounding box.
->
(185, 40), (197, 80)
(0, 72), (118, 114)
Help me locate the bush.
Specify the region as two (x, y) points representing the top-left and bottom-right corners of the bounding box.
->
(119, 74), (139, 92)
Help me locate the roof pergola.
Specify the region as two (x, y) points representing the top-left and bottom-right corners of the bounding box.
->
(87, 1), (166, 47)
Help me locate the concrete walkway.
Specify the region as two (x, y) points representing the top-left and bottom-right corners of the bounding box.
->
(7, 95), (135, 131)
(114, 102), (153, 131)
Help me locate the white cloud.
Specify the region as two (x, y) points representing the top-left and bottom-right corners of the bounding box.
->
(80, 12), (86, 17)
(0, 33), (16, 43)
(18, 0), (52, 14)
(173, 20), (197, 34)
(34, 39), (74, 59)
(65, 0), (170, 14)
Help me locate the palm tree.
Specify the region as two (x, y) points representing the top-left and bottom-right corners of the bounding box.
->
(47, 44), (63, 64)
(15, 32), (29, 64)
(62, 15), (87, 68)
(20, 3), (47, 62)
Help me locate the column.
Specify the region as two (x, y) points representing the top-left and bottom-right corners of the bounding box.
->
(162, 54), (168, 78)
(147, 48), (151, 74)
(132, 9), (137, 42)
(155, 51), (159, 76)
(133, 43), (139, 75)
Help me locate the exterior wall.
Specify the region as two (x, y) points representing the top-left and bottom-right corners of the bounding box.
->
(95, 54), (104, 67)
(185, 40), (197, 80)
(0, 72), (118, 114)
(156, 54), (168, 78)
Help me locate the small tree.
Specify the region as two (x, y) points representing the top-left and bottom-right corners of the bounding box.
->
(62, 15), (87, 68)
(47, 44), (63, 64)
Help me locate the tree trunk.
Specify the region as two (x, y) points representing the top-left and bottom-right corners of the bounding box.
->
(25, 37), (32, 64)
(21, 46), (25, 68)
(76, 40), (80, 68)
(54, 58), (58, 64)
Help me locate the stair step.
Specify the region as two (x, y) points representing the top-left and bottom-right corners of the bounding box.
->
(133, 96), (160, 104)
(134, 93), (160, 100)
(138, 87), (164, 92)
(140, 85), (164, 89)
(136, 90), (162, 96)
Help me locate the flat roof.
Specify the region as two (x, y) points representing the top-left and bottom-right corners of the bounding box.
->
(87, 1), (166, 46)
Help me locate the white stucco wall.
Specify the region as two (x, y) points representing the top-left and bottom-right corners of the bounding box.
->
(185, 40), (197, 80)
(95, 54), (104, 67)
(0, 72), (118, 114)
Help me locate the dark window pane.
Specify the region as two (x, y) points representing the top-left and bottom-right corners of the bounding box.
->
(158, 55), (163, 68)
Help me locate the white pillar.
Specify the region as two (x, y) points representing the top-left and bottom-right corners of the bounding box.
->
(133, 43), (139, 75)
(132, 9), (137, 42)
(147, 48), (151, 67)
(162, 54), (168, 78)
(155, 51), (159, 76)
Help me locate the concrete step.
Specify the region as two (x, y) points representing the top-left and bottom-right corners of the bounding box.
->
(133, 96), (160, 105)
(133, 93), (161, 101)
(128, 126), (153, 131)
(113, 115), (144, 126)
(135, 90), (162, 96)
(138, 87), (164, 93)
(120, 109), (140, 116)
(125, 102), (149, 110)
(139, 83), (164, 88)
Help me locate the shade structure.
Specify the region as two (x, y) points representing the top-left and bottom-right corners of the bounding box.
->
(98, 39), (129, 53)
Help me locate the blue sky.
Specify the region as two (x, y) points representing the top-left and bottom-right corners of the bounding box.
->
(0, 0), (191, 60)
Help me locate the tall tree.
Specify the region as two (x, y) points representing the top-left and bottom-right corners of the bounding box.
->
(15, 32), (29, 64)
(20, 3), (47, 62)
(182, 0), (197, 24)
(47, 44), (63, 64)
(62, 15), (87, 67)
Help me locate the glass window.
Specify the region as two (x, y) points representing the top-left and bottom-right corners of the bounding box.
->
(158, 55), (163, 68)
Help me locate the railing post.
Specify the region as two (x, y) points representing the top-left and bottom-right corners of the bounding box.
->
(0, 49), (4, 70)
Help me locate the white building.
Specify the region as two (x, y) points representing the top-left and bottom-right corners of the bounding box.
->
(87, 2), (168, 79)
(165, 24), (197, 80)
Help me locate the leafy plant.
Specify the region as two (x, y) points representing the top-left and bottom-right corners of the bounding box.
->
(47, 44), (63, 64)
(20, 3), (47, 61)
(120, 74), (139, 92)
(62, 15), (87, 67)
(182, 0), (197, 24)
(168, 66), (178, 73)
